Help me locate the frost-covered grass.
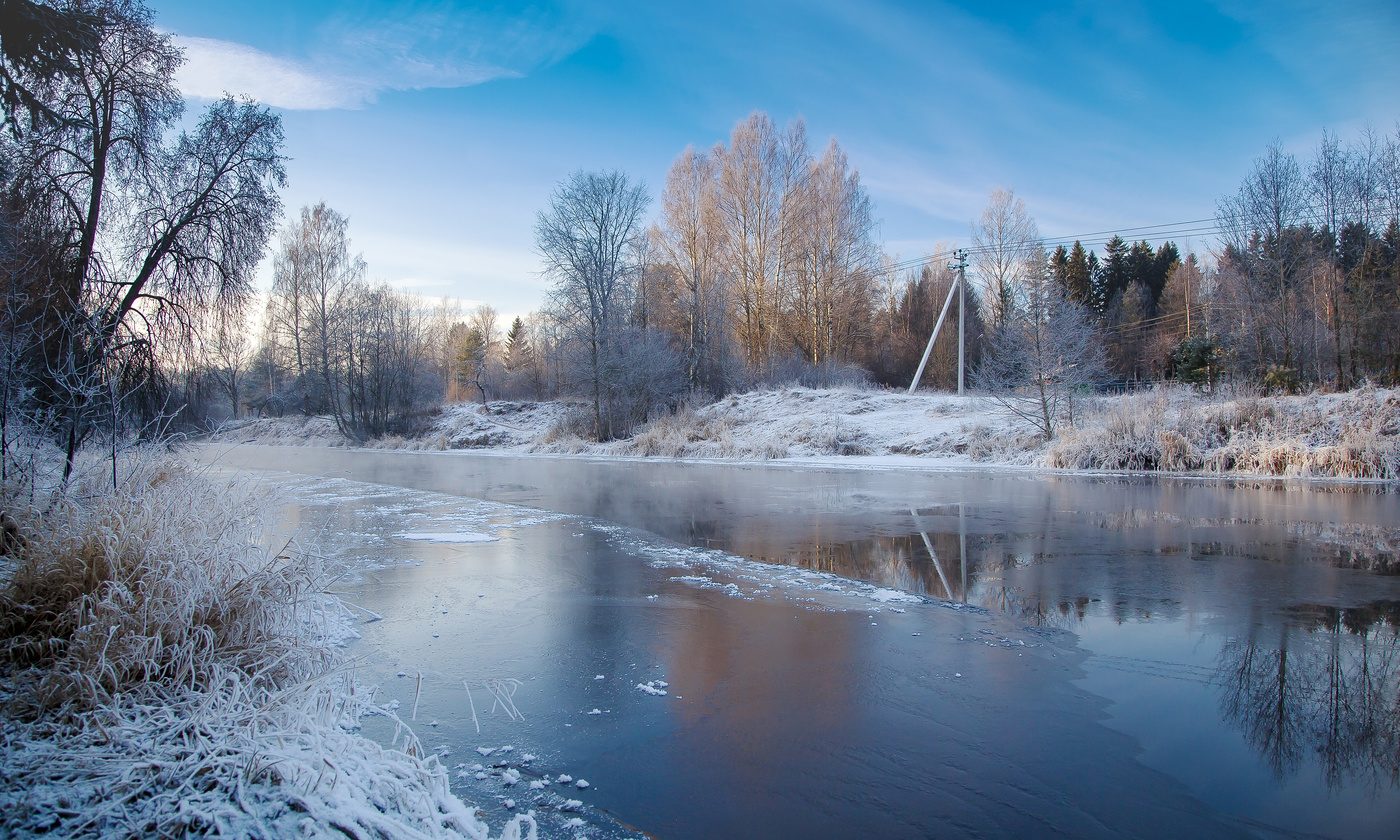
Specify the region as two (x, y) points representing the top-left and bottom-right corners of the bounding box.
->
(0, 454), (536, 839)
(1047, 386), (1400, 479)
(206, 384), (1400, 480)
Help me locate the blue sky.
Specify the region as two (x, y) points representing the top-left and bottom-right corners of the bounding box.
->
(151, 0), (1400, 317)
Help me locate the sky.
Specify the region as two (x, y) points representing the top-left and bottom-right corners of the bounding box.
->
(150, 0), (1400, 318)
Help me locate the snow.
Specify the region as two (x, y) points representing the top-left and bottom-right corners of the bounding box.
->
(205, 385), (1400, 480)
(207, 388), (1026, 464)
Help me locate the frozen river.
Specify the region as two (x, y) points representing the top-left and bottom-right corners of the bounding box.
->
(197, 445), (1400, 840)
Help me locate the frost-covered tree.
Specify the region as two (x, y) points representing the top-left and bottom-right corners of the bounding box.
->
(1, 0), (285, 479)
(976, 269), (1108, 439)
(536, 169), (652, 439)
(971, 188), (1040, 331)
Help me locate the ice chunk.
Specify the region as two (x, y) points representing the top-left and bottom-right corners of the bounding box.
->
(594, 675), (604, 680)
(866, 588), (922, 603)
(394, 531), (498, 543)
(575, 779), (589, 789)
(558, 774), (573, 783)
(560, 799), (583, 811)
(477, 746), (496, 756)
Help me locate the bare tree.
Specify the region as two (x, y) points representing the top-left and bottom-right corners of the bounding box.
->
(205, 307), (250, 419)
(787, 138), (878, 364)
(976, 268), (1108, 439)
(971, 188), (1041, 331)
(1217, 142), (1311, 379)
(713, 113), (808, 373)
(535, 169), (650, 439)
(268, 203), (362, 426)
(7, 1), (284, 479)
(656, 145), (727, 393)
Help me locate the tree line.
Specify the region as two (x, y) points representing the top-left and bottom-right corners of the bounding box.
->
(240, 117), (1400, 444)
(5, 3), (1396, 458)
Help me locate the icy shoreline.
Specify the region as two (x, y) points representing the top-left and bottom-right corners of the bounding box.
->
(0, 458), (539, 840)
(208, 385), (1400, 482)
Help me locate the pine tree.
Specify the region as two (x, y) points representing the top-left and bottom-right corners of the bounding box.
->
(1126, 240), (1157, 316)
(1152, 242), (1181, 303)
(1064, 241), (1093, 307)
(1050, 245), (1070, 292)
(504, 316), (531, 371)
(1097, 235), (1130, 310)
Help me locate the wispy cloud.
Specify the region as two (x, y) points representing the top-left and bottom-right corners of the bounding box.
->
(175, 36), (358, 109)
(173, 32), (518, 110)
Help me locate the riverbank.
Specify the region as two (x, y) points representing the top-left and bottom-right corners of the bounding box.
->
(210, 385), (1400, 481)
(0, 456), (535, 839)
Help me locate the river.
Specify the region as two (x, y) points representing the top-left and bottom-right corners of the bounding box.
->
(197, 445), (1400, 840)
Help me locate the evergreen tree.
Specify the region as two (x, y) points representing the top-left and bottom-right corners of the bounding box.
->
(1049, 245), (1070, 292)
(504, 316), (531, 371)
(1126, 240), (1157, 316)
(1085, 251), (1103, 314)
(1097, 235), (1130, 309)
(1150, 242), (1180, 303)
(1064, 241), (1093, 307)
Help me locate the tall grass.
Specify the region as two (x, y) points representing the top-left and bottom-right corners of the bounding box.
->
(1046, 387), (1400, 479)
(0, 453), (535, 839)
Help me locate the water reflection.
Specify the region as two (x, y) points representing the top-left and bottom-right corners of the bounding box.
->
(199, 446), (1400, 836)
(703, 508), (1400, 795)
(1218, 602), (1400, 789)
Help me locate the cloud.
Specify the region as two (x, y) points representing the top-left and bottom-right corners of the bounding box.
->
(175, 36), (361, 109)
(173, 34), (518, 110)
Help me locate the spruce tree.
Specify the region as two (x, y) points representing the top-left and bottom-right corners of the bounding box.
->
(1099, 235), (1130, 307)
(1152, 242), (1181, 303)
(1065, 241), (1093, 307)
(1050, 245), (1070, 292)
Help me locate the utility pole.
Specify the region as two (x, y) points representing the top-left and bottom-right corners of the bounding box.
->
(953, 248), (967, 396)
(908, 248), (971, 395)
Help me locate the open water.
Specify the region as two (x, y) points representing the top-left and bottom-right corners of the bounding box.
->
(198, 445), (1400, 840)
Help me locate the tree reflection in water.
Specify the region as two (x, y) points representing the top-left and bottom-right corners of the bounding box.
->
(1217, 601), (1400, 789)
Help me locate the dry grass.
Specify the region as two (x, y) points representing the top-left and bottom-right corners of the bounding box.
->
(620, 406), (789, 459)
(1046, 386), (1400, 479)
(0, 453), (533, 839)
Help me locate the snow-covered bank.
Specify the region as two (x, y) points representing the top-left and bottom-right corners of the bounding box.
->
(208, 385), (1400, 481)
(0, 458), (535, 839)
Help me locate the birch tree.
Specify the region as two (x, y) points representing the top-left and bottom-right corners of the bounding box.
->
(971, 188), (1041, 330)
(535, 169), (650, 439)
